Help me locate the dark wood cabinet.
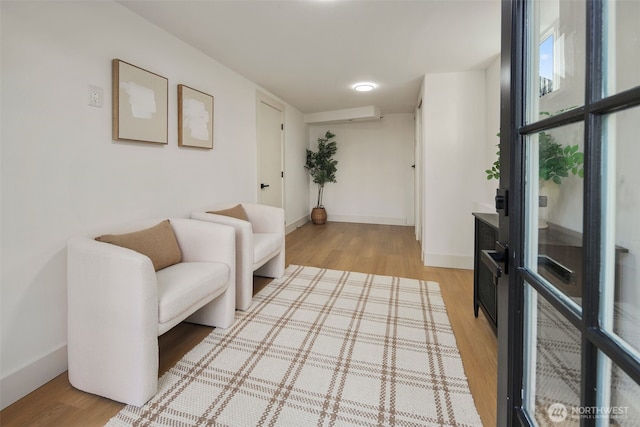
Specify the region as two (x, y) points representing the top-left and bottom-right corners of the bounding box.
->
(473, 212), (499, 330)
(472, 212), (627, 331)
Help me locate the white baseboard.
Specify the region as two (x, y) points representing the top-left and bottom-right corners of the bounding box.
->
(0, 345), (68, 410)
(423, 253), (474, 270)
(285, 216), (309, 234)
(328, 214), (409, 226)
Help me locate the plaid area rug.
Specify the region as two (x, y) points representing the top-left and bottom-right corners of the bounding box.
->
(106, 265), (482, 426)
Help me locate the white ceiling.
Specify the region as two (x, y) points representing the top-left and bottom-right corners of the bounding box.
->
(118, 0), (501, 115)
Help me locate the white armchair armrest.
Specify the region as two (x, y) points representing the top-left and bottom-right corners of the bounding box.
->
(67, 237), (159, 406)
(191, 203), (285, 310)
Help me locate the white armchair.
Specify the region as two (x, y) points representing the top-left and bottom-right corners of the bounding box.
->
(191, 203), (285, 311)
(67, 218), (235, 406)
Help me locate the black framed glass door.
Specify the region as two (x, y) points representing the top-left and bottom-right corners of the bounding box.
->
(499, 0), (640, 425)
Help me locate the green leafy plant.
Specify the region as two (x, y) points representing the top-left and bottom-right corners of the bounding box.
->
(538, 131), (584, 184)
(305, 131), (338, 208)
(486, 118), (584, 184)
(485, 136), (501, 180)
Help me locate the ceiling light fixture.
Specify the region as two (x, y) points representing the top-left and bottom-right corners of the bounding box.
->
(353, 82), (376, 92)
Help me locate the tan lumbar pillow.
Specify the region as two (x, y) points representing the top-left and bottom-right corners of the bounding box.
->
(95, 220), (182, 271)
(207, 204), (250, 222)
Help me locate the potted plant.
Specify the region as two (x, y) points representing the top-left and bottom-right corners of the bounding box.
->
(487, 109), (584, 183)
(305, 130), (338, 224)
(485, 131), (584, 183)
(486, 129), (584, 228)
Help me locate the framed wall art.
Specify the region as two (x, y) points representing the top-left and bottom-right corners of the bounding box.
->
(112, 59), (168, 144)
(178, 84), (214, 149)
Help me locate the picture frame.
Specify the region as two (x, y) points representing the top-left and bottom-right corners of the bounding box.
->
(112, 59), (168, 144)
(178, 84), (214, 149)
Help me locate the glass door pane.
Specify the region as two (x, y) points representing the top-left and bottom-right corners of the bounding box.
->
(524, 122), (585, 307)
(598, 352), (640, 425)
(600, 106), (640, 357)
(603, 0), (640, 97)
(526, 0), (586, 124)
(523, 283), (581, 426)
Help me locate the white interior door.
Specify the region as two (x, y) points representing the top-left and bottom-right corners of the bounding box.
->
(256, 92), (284, 208)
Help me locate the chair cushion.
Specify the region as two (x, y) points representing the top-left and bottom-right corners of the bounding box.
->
(156, 262), (229, 332)
(207, 204), (250, 222)
(253, 233), (283, 268)
(95, 220), (182, 271)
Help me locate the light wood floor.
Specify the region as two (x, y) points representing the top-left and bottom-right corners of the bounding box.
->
(1, 222), (497, 426)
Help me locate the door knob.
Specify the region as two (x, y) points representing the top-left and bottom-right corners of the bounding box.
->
(260, 183), (270, 189)
(481, 241), (509, 284)
(481, 249), (504, 279)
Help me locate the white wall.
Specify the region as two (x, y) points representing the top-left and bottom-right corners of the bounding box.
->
(308, 114), (415, 226)
(284, 108), (310, 232)
(0, 1), (307, 409)
(420, 70), (494, 269)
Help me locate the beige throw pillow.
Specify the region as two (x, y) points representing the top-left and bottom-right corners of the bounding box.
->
(207, 204), (250, 222)
(95, 220), (182, 271)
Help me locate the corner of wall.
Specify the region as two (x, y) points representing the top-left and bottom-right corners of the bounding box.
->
(0, 345), (68, 410)
(285, 216), (309, 235)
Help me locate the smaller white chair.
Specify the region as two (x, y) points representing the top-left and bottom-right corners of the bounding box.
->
(67, 218), (235, 406)
(192, 203), (285, 311)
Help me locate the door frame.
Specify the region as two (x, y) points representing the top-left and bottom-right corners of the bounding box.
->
(256, 91), (284, 208)
(414, 98), (423, 244)
(497, 1), (524, 424)
(500, 0), (640, 425)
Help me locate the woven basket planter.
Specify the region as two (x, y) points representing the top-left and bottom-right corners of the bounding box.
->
(311, 207), (327, 225)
